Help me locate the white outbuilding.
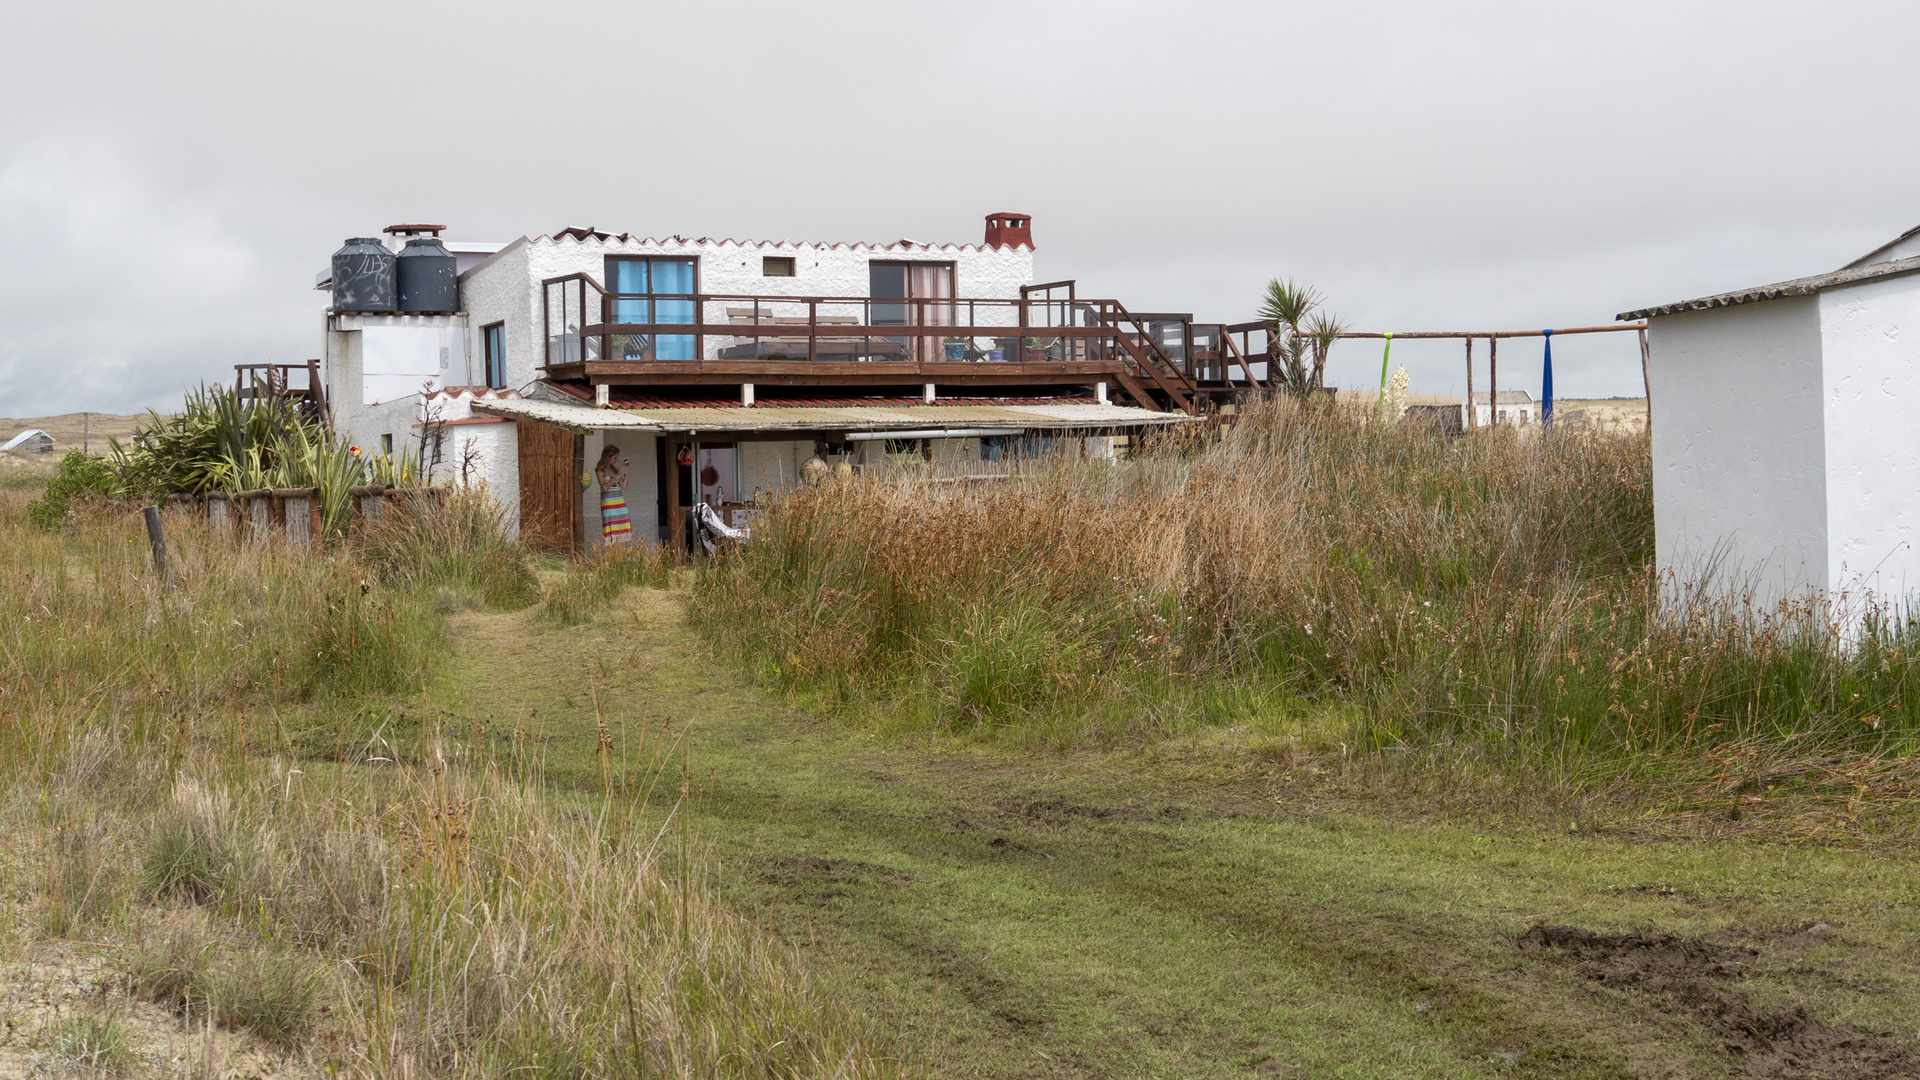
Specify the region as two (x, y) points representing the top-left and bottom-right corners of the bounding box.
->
(2, 429), (54, 454)
(1621, 224), (1920, 613)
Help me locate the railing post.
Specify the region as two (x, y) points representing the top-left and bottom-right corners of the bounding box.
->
(1488, 336), (1499, 426)
(809, 300), (817, 364)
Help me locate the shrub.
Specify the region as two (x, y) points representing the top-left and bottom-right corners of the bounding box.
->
(26, 448), (119, 529)
(49, 1012), (135, 1074)
(210, 948), (324, 1046)
(126, 915), (214, 1010)
(355, 487), (539, 612)
(143, 788), (233, 904)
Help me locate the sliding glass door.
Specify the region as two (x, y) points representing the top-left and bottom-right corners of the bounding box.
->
(869, 262), (953, 362)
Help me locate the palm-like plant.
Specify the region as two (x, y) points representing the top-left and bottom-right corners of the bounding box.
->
(1258, 279), (1343, 400)
(1305, 311), (1348, 394)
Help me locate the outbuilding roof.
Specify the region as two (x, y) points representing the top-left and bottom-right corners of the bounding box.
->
(1470, 390), (1535, 404)
(2, 429), (52, 451)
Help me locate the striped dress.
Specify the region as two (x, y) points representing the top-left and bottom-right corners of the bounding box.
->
(599, 482), (632, 544)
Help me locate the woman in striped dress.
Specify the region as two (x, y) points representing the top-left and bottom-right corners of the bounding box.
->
(594, 445), (632, 545)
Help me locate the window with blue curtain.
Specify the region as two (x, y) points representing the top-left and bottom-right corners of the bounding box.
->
(606, 257), (697, 361)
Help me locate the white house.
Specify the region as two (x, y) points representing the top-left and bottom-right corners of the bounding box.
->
(318, 214), (1199, 552)
(1620, 222), (1920, 613)
(1469, 390), (1536, 427)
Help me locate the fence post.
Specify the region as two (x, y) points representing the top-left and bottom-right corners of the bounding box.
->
(143, 505), (173, 591)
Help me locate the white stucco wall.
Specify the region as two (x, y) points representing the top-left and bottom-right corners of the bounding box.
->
(322, 314), (470, 452)
(1471, 402), (1536, 426)
(1648, 296), (1827, 606)
(1819, 276), (1920, 601)
(454, 241), (535, 391)
(458, 232), (1036, 392)
(438, 420), (521, 532)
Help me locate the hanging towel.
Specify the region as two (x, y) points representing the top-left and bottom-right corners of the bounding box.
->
(1379, 333), (1393, 416)
(1541, 329), (1555, 432)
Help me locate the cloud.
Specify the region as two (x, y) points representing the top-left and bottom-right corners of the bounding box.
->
(2, 0), (1918, 412)
(0, 139), (317, 415)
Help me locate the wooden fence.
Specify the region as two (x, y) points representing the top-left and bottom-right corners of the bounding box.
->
(165, 485), (447, 550)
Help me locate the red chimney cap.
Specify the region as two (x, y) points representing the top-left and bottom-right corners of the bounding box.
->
(984, 212), (1034, 250)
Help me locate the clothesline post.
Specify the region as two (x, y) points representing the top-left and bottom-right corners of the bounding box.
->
(1638, 326), (1653, 429)
(1488, 336), (1499, 426)
(1465, 337), (1475, 429)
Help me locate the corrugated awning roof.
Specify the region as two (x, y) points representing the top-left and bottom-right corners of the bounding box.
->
(469, 396), (1195, 435)
(1617, 255), (1920, 321)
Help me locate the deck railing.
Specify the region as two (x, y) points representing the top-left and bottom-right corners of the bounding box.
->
(539, 274), (1201, 406)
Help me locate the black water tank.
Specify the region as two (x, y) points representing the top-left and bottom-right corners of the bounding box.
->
(396, 237), (458, 313)
(331, 237), (397, 313)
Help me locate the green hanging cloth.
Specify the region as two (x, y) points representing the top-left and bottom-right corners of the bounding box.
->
(1378, 333), (1394, 416)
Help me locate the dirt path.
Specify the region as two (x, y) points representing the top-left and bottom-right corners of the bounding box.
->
(441, 589), (1920, 1079)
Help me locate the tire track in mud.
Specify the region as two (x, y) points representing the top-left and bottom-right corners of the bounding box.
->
(1518, 925), (1918, 1079)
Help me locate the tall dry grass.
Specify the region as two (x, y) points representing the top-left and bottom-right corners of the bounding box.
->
(0, 489), (895, 1077)
(692, 400), (1920, 788)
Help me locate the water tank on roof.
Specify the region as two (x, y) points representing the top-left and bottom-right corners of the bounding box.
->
(396, 237), (458, 313)
(331, 238), (397, 313)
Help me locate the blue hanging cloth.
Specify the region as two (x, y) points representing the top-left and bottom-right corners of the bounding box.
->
(1541, 329), (1554, 432)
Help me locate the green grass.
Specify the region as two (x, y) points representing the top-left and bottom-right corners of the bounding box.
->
(690, 402), (1920, 820)
(49, 1012), (136, 1074)
(0, 490), (895, 1079)
(437, 585), (1920, 1078)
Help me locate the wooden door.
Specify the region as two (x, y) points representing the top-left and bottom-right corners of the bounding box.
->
(517, 420), (582, 553)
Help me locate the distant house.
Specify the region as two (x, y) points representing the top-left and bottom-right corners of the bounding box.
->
(1470, 390), (1536, 426)
(1620, 221), (1920, 611)
(2, 429), (53, 454)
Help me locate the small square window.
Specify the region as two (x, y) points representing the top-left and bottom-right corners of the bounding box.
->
(762, 256), (795, 277)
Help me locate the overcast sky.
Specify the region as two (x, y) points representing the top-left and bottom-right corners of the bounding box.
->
(4, 0), (1918, 416)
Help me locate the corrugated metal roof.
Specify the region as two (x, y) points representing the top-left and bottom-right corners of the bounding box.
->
(1618, 255), (1920, 321)
(470, 397), (1193, 434)
(2, 429), (53, 451)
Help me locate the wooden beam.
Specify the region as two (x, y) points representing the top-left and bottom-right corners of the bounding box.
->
(1335, 323), (1647, 340)
(1465, 337), (1475, 429)
(1488, 337), (1499, 426)
(1222, 334), (1257, 385)
(1639, 327), (1653, 428)
(665, 439), (685, 558)
(1109, 369), (1164, 412)
(1114, 335), (1193, 413)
